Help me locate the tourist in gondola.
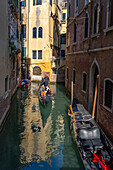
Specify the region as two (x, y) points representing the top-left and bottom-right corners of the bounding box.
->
(45, 86), (50, 96)
(44, 75), (49, 87)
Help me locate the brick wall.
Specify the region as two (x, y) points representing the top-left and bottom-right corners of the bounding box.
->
(66, 0), (113, 139)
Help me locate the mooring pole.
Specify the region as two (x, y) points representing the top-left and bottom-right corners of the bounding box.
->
(92, 74), (99, 119)
(71, 81), (73, 106)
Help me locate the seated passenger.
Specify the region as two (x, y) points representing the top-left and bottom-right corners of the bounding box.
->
(45, 86), (50, 95)
(40, 84), (45, 93)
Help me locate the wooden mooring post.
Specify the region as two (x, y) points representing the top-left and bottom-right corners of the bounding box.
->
(71, 81), (73, 106)
(92, 74), (99, 119)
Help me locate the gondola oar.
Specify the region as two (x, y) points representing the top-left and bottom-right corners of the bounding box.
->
(69, 105), (77, 128)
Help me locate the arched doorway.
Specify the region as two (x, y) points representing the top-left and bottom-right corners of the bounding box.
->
(33, 66), (41, 75)
(89, 60), (100, 122)
(32, 66), (42, 81)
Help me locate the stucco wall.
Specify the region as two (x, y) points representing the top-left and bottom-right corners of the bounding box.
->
(0, 0), (9, 97)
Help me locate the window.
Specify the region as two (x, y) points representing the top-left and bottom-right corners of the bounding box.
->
(5, 76), (8, 92)
(104, 79), (113, 110)
(74, 0), (79, 17)
(33, 27), (37, 38)
(50, 0), (52, 6)
(33, 0), (42, 6)
(73, 69), (75, 84)
(62, 13), (66, 21)
(32, 50), (37, 59)
(33, 0), (35, 6)
(106, 0), (113, 27)
(84, 12), (89, 38)
(13, 57), (15, 70)
(21, 1), (25, 7)
(85, 0), (89, 6)
(93, 3), (101, 34)
(61, 34), (66, 44)
(82, 72), (87, 92)
(66, 68), (68, 80)
(68, 2), (71, 18)
(74, 23), (77, 42)
(61, 50), (65, 58)
(21, 24), (26, 38)
(53, 26), (55, 40)
(38, 50), (42, 60)
(38, 27), (43, 38)
(67, 31), (70, 46)
(36, 0), (42, 5)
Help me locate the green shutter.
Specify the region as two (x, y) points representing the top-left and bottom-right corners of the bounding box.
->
(23, 48), (26, 57)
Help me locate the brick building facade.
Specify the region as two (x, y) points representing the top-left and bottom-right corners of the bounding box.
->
(65, 0), (113, 140)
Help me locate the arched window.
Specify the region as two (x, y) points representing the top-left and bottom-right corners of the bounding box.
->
(74, 22), (77, 42)
(66, 68), (68, 80)
(33, 27), (37, 38)
(73, 69), (76, 84)
(82, 72), (87, 92)
(38, 27), (43, 38)
(93, 3), (101, 34)
(33, 66), (41, 75)
(84, 12), (89, 38)
(104, 79), (113, 110)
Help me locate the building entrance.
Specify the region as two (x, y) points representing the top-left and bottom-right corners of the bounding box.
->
(89, 61), (100, 122)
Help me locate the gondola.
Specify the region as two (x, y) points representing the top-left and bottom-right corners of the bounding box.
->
(68, 75), (113, 170)
(38, 88), (52, 106)
(38, 76), (52, 106)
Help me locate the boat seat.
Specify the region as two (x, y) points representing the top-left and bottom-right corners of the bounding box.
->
(81, 140), (93, 151)
(92, 139), (104, 151)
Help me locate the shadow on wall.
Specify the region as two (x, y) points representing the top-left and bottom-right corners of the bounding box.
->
(36, 7), (41, 28)
(56, 66), (65, 82)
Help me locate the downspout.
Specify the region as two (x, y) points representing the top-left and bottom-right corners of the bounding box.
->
(88, 0), (93, 51)
(27, 0), (30, 78)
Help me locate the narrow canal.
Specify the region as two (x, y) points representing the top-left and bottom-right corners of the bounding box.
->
(0, 82), (84, 170)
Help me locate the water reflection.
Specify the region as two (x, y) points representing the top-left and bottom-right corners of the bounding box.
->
(0, 82), (84, 170)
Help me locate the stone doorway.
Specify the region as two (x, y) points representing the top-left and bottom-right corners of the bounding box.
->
(89, 60), (100, 122)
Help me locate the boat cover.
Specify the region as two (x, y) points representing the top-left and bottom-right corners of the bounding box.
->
(79, 127), (100, 140)
(22, 79), (30, 84)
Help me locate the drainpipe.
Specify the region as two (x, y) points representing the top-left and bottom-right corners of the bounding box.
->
(88, 0), (93, 51)
(27, 0), (30, 78)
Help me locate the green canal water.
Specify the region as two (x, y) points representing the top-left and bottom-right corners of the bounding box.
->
(0, 83), (84, 170)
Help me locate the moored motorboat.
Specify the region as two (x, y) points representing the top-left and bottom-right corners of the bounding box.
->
(19, 79), (31, 88)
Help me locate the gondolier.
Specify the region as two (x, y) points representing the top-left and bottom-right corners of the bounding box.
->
(38, 76), (51, 106)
